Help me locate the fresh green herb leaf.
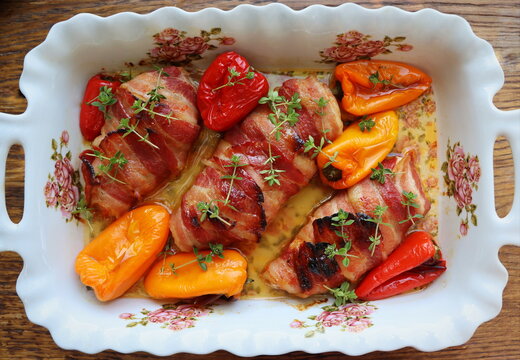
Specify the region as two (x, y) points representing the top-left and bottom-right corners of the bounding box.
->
(117, 117), (158, 149)
(87, 150), (128, 184)
(303, 135), (338, 168)
(87, 86), (117, 118)
(370, 162), (396, 184)
(368, 70), (404, 89)
(213, 66), (256, 91)
(168, 243), (225, 273)
(359, 116), (376, 132)
(324, 281), (357, 307)
(313, 97), (330, 116)
(197, 201), (232, 227)
(363, 205), (392, 256)
(72, 196), (93, 232)
(399, 191), (424, 225)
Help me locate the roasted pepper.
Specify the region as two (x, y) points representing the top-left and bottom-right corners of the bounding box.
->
(75, 205), (170, 301)
(144, 250), (248, 299)
(197, 51), (269, 131)
(356, 231), (444, 300)
(335, 60), (432, 116)
(317, 110), (399, 189)
(359, 259), (447, 301)
(80, 74), (121, 141)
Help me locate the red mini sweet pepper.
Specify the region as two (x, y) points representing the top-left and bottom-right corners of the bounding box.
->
(80, 74), (121, 141)
(356, 231), (445, 300)
(359, 259), (447, 301)
(197, 51), (269, 132)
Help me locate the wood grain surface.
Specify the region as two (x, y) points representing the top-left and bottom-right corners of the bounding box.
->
(0, 1), (518, 359)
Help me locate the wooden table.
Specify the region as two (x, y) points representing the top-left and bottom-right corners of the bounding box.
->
(1, 1), (518, 359)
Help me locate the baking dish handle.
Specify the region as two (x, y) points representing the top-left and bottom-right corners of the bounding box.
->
(493, 108), (520, 246)
(0, 112), (27, 255)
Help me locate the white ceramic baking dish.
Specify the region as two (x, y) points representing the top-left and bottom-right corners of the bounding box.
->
(0, 3), (518, 356)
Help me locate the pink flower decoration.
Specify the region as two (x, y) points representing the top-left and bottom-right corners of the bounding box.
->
(168, 319), (195, 331)
(177, 304), (210, 317)
(150, 46), (186, 63)
(426, 176), (439, 188)
(467, 156), (481, 184)
(454, 176), (473, 209)
(321, 46), (358, 63)
(460, 222), (469, 236)
(60, 130), (69, 145)
(315, 310), (349, 327)
(54, 157), (74, 189)
(290, 320), (305, 328)
(352, 40), (385, 58)
(154, 28), (182, 45)
(344, 317), (372, 333)
(178, 37), (209, 55)
(147, 308), (181, 323)
(58, 184), (79, 219)
(447, 145), (467, 182)
(44, 180), (59, 207)
(336, 31), (364, 46)
(397, 44), (413, 52)
(119, 313), (134, 319)
(428, 141), (438, 159)
(341, 304), (374, 317)
(220, 37), (235, 45)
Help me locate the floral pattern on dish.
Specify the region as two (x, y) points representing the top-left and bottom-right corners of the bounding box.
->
(441, 140), (480, 235)
(291, 303), (376, 337)
(44, 131), (82, 221)
(120, 303), (213, 330)
(393, 90), (440, 237)
(148, 27), (235, 65)
(319, 31), (413, 63)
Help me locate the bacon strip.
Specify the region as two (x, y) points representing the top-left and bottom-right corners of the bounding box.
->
(262, 148), (431, 297)
(170, 77), (343, 254)
(81, 67), (200, 219)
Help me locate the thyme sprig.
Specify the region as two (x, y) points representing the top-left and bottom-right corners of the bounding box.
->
(197, 201), (232, 227)
(72, 196), (93, 232)
(212, 66), (255, 92)
(370, 163), (396, 184)
(313, 97), (329, 117)
(87, 86), (117, 118)
(324, 281), (357, 307)
(303, 135), (339, 168)
(325, 242), (357, 267)
(257, 90), (301, 187)
(169, 243), (225, 273)
(196, 155), (246, 226)
(130, 67), (179, 123)
(364, 205), (392, 256)
(399, 191), (424, 225)
(87, 150), (128, 184)
(158, 237), (176, 275)
(259, 90), (302, 140)
(118, 117), (159, 149)
(221, 154), (247, 205)
(325, 209), (357, 267)
(358, 116), (375, 132)
(260, 143), (285, 186)
(369, 70), (404, 89)
(331, 209), (355, 241)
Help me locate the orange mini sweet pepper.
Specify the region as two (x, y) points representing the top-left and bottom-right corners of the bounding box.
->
(144, 250), (248, 299)
(317, 110), (399, 189)
(335, 60), (432, 116)
(75, 205), (170, 301)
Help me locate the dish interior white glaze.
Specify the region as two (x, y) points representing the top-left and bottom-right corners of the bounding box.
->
(0, 3), (519, 356)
